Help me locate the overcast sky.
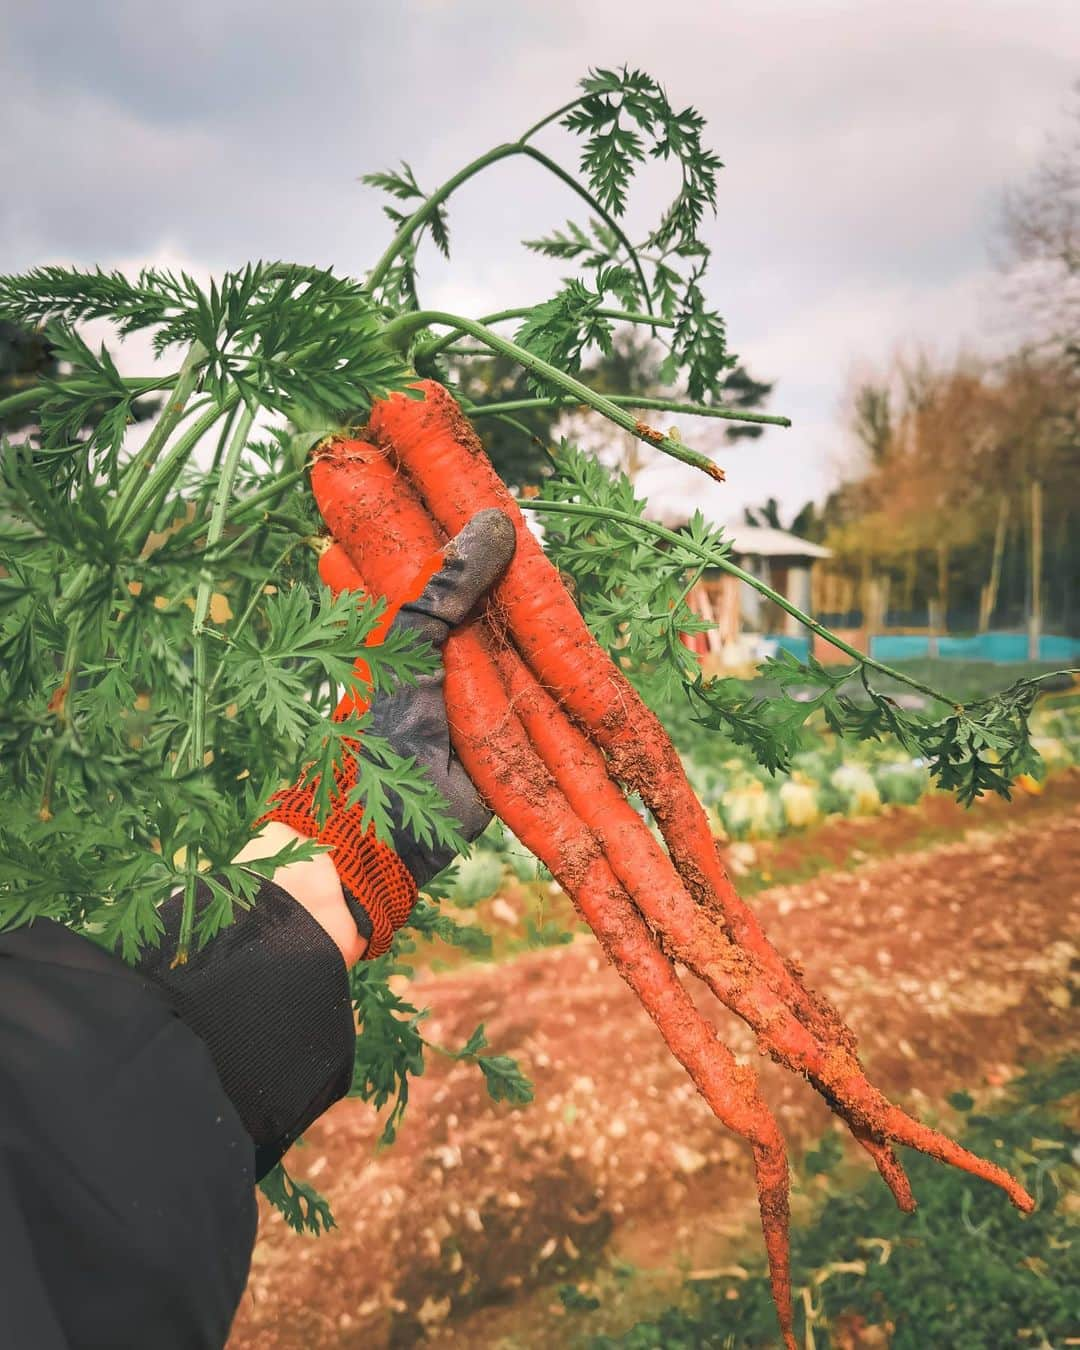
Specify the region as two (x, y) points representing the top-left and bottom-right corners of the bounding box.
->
(3, 0), (1076, 520)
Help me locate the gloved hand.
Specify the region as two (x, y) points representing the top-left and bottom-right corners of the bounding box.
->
(258, 507), (516, 957)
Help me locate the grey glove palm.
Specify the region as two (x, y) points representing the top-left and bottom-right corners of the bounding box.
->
(367, 507), (516, 887)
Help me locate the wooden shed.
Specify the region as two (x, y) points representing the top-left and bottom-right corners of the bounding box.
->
(652, 515), (831, 663)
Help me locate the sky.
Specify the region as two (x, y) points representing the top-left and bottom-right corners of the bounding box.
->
(2, 0), (1077, 523)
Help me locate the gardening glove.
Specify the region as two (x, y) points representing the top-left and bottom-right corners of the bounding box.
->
(257, 508), (516, 957)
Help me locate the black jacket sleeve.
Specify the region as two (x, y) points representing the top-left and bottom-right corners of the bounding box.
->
(134, 874), (357, 1180)
(0, 875), (357, 1350)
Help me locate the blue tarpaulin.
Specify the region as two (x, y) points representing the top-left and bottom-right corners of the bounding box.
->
(755, 632), (1079, 666)
(869, 635), (930, 662)
(866, 632), (1080, 663)
(760, 635), (811, 662)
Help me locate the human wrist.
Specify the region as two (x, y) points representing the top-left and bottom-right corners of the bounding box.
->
(252, 768), (420, 959)
(232, 821), (368, 966)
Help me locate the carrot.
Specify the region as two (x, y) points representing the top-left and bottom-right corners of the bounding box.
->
(314, 471), (798, 1348)
(362, 387), (1038, 1192)
(313, 428), (1035, 1215)
(309, 420), (1033, 1345)
(487, 632), (915, 1211)
(485, 637), (1034, 1213)
(445, 634), (797, 1350)
(367, 381), (853, 1052)
(316, 523), (443, 720)
(318, 538), (366, 595)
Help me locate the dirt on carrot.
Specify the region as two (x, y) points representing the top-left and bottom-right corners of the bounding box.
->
(632, 419), (665, 445)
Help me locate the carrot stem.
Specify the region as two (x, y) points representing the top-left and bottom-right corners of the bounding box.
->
(467, 393), (792, 429)
(111, 339), (209, 527)
(174, 401), (256, 964)
(382, 313), (726, 481)
(416, 303), (670, 365)
(515, 496), (956, 707)
(363, 108), (648, 308)
(0, 373), (179, 426)
(117, 396), (238, 544)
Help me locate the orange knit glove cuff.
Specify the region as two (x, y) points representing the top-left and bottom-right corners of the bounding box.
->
(253, 545), (446, 958)
(255, 748), (417, 960)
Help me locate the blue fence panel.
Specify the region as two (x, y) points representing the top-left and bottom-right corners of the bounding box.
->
(762, 635), (811, 662)
(869, 635), (930, 662)
(938, 635), (990, 660)
(864, 631), (1080, 664)
(1039, 634), (1080, 663)
(973, 632), (1029, 662)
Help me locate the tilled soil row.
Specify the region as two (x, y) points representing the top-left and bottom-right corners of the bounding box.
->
(229, 797), (1079, 1349)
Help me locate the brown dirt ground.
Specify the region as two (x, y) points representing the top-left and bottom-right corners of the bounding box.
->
(228, 777), (1080, 1350)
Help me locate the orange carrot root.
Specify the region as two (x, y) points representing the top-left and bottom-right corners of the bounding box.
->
(310, 395), (1035, 1346)
(316, 483), (797, 1348)
(367, 383), (854, 1048)
(356, 395), (926, 1196)
(445, 631), (797, 1350)
(318, 539), (365, 594)
(883, 1107), (1033, 1213)
(488, 631), (917, 1210)
(366, 388), (1035, 1213)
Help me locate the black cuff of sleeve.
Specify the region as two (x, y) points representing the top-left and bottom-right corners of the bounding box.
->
(340, 885), (374, 942)
(135, 875), (356, 1181)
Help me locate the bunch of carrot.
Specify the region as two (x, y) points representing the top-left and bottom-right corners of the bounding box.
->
(310, 380), (1033, 1349)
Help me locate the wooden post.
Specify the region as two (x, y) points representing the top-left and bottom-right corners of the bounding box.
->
(928, 599), (942, 658)
(860, 552), (871, 629)
(696, 580), (724, 655)
(935, 541), (949, 649)
(979, 494), (1009, 634)
(865, 575), (888, 635)
(1028, 479), (1043, 660)
(903, 551), (917, 615)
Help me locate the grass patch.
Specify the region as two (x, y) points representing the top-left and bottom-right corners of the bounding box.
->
(588, 1058), (1079, 1350)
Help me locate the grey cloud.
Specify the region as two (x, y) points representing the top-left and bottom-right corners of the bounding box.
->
(3, 0), (1077, 515)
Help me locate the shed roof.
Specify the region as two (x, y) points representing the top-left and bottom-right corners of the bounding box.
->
(644, 500), (832, 559)
(717, 522), (832, 560)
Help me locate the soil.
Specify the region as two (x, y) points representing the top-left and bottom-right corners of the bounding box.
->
(228, 777), (1080, 1350)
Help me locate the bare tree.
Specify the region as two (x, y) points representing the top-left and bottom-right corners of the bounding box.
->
(851, 381), (893, 465)
(1001, 84), (1080, 363)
